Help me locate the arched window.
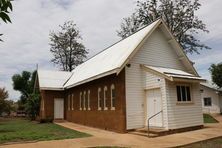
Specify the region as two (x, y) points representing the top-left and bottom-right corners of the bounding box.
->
(88, 90), (91, 110)
(83, 91), (86, 110)
(72, 94), (74, 110)
(79, 92), (82, 110)
(111, 84), (115, 110)
(104, 86), (108, 110)
(98, 88), (102, 110)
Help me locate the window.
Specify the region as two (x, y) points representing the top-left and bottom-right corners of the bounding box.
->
(88, 90), (91, 110)
(111, 84), (115, 110)
(79, 92), (82, 110)
(83, 91), (86, 110)
(42, 98), (44, 111)
(98, 88), (102, 110)
(104, 86), (108, 110)
(72, 94), (74, 110)
(68, 94), (70, 110)
(176, 85), (191, 102)
(204, 97), (212, 106)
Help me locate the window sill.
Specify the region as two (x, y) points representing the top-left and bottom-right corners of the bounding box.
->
(176, 101), (194, 105)
(111, 107), (115, 110)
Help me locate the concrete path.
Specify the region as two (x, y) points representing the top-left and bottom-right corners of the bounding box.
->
(1, 119), (222, 148)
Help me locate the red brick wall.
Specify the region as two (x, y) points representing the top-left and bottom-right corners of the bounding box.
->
(39, 90), (65, 119)
(40, 69), (126, 133)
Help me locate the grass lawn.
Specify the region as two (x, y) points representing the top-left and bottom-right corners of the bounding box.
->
(203, 114), (218, 123)
(0, 118), (91, 144)
(179, 136), (222, 148)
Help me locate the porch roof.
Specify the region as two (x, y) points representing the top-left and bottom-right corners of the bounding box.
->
(141, 65), (206, 82)
(37, 70), (72, 90)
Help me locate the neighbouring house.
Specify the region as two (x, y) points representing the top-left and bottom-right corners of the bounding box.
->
(35, 19), (206, 133)
(200, 81), (222, 114)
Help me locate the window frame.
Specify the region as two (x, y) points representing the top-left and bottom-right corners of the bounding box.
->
(88, 90), (91, 110)
(98, 87), (102, 110)
(176, 84), (193, 104)
(79, 92), (82, 110)
(104, 86), (108, 110)
(83, 91), (86, 110)
(68, 94), (70, 110)
(204, 97), (212, 106)
(71, 94), (74, 110)
(111, 84), (115, 110)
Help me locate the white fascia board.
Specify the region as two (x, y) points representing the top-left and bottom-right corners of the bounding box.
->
(40, 87), (64, 91)
(160, 21), (199, 76)
(65, 69), (119, 89)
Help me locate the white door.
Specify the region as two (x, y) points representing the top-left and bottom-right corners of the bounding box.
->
(146, 89), (163, 127)
(54, 98), (64, 119)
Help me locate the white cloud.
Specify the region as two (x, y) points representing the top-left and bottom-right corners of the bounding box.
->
(0, 0), (221, 100)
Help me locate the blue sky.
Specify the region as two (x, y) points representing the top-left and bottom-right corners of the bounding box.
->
(0, 0), (221, 100)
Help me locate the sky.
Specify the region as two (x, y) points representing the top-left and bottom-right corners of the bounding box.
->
(0, 0), (221, 101)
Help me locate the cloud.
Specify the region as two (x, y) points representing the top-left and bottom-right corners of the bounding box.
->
(0, 0), (136, 100)
(0, 0), (221, 100)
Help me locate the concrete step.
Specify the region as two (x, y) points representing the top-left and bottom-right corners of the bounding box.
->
(134, 127), (169, 137)
(129, 131), (158, 138)
(53, 119), (65, 123)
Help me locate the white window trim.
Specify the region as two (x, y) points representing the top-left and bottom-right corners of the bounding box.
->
(111, 84), (115, 110)
(176, 84), (193, 104)
(104, 86), (108, 110)
(88, 90), (91, 110)
(98, 87), (101, 110)
(79, 92), (82, 110)
(72, 94), (74, 110)
(83, 91), (86, 110)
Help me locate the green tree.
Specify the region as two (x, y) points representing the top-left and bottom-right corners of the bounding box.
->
(0, 87), (13, 115)
(49, 21), (88, 72)
(117, 0), (210, 54)
(209, 63), (222, 88)
(12, 70), (37, 111)
(25, 93), (40, 120)
(12, 70), (40, 120)
(0, 0), (12, 23)
(0, 0), (13, 41)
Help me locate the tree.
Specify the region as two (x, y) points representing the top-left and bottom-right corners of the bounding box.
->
(0, 0), (12, 23)
(12, 71), (37, 105)
(0, 87), (13, 115)
(209, 63), (222, 88)
(25, 93), (40, 120)
(0, 0), (13, 41)
(117, 0), (210, 54)
(12, 70), (40, 120)
(49, 21), (88, 72)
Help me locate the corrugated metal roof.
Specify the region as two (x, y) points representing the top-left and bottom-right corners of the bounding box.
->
(143, 65), (205, 81)
(64, 19), (161, 88)
(201, 81), (222, 91)
(37, 70), (72, 90)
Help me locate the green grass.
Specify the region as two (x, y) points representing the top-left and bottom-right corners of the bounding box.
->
(178, 136), (222, 148)
(0, 118), (91, 144)
(203, 114), (218, 123)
